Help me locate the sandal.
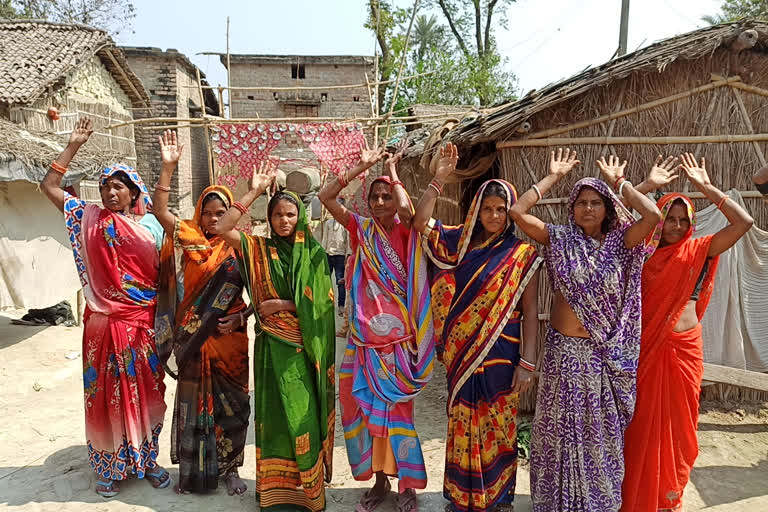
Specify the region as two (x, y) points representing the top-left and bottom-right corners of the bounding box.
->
(145, 466), (172, 489)
(95, 479), (119, 498)
(355, 478), (391, 512)
(397, 489), (418, 512)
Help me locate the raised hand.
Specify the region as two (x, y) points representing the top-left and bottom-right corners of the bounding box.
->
(434, 142), (459, 183)
(596, 154), (627, 187)
(680, 152), (711, 189)
(158, 129), (185, 166)
(250, 159), (277, 193)
(549, 148), (580, 178)
(645, 155), (679, 189)
(359, 139), (388, 168)
(69, 117), (94, 146)
(388, 137), (408, 168)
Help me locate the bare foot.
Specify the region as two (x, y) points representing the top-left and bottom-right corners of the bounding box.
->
(225, 471), (247, 496)
(397, 488), (418, 512)
(173, 484), (190, 495)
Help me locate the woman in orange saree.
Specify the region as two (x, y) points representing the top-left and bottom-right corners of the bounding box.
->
(621, 153), (753, 511)
(153, 143), (252, 497)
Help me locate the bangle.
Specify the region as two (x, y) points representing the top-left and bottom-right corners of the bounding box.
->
(51, 161), (67, 174)
(518, 357), (536, 372)
(716, 195), (728, 210)
(154, 183), (171, 192)
(233, 201), (248, 215)
(618, 180), (631, 197)
(428, 181), (442, 196)
(392, 180), (405, 188)
(613, 176), (625, 191)
(532, 184), (543, 201)
(338, 171), (348, 188)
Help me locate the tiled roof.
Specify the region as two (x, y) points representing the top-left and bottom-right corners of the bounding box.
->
(0, 20), (149, 106)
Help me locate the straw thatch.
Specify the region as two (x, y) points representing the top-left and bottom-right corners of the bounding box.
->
(0, 117), (123, 186)
(411, 20), (768, 409)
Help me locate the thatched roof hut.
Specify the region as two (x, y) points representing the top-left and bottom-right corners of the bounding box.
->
(419, 20), (768, 407)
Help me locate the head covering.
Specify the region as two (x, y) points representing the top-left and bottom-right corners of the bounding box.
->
(194, 185), (233, 226)
(367, 175), (392, 200)
(568, 177), (634, 232)
(644, 193), (695, 259)
(100, 164), (152, 215)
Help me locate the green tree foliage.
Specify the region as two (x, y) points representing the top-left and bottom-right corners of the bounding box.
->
(702, 0), (768, 24)
(367, 0), (518, 111)
(1, 0), (136, 35)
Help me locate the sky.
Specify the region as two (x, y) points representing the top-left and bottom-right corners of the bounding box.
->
(118, 0), (725, 102)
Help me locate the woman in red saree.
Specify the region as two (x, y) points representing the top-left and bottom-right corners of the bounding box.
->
(40, 118), (170, 498)
(621, 153), (753, 511)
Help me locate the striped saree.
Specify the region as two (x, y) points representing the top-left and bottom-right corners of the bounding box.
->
(424, 179), (541, 512)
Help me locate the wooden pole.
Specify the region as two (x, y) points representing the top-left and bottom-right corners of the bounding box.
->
(730, 81), (768, 99)
(217, 86), (224, 117)
(497, 133), (768, 148)
(226, 17), (232, 119)
(384, 0), (420, 140)
(703, 363), (768, 392)
(522, 76), (741, 141)
(618, 0), (630, 57)
(196, 67), (215, 186)
(731, 87), (768, 167)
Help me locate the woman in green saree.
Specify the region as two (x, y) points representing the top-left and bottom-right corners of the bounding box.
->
(212, 164), (336, 511)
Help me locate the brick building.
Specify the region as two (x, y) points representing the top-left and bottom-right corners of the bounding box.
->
(122, 47), (220, 218)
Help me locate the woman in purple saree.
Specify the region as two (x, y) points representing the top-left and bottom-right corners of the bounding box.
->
(509, 150), (661, 512)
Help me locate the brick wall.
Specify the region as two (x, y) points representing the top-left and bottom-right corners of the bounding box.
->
(125, 50), (209, 218)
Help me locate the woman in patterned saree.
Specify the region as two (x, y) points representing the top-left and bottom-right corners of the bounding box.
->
(620, 154), (753, 511)
(40, 118), (170, 498)
(152, 131), (251, 496)
(412, 143), (542, 512)
(318, 141), (435, 512)
(509, 150), (661, 512)
(211, 163), (336, 511)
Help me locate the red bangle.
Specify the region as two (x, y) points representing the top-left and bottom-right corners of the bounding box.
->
(51, 161), (67, 174)
(154, 183), (171, 192)
(613, 176), (625, 191)
(338, 171), (348, 187)
(233, 201), (248, 215)
(716, 196), (728, 210)
(430, 180), (444, 195)
(392, 180), (405, 188)
(518, 358), (536, 372)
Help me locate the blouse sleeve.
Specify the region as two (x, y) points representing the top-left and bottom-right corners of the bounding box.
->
(63, 192), (89, 286)
(423, 217), (465, 267)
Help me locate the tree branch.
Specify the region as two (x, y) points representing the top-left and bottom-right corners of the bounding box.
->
(473, 0), (483, 58)
(436, 0), (471, 58)
(484, 0), (499, 57)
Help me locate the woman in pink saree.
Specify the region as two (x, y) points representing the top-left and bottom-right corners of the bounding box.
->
(41, 118), (170, 498)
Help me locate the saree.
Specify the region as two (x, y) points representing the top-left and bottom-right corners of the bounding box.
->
(155, 185), (250, 493)
(339, 203), (435, 492)
(423, 180), (541, 512)
(62, 164), (166, 481)
(237, 192), (335, 511)
(530, 177), (645, 512)
(621, 194), (719, 512)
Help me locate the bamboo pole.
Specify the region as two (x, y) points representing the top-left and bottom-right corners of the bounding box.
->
(102, 48), (151, 108)
(729, 81), (768, 99)
(226, 17), (231, 118)
(384, 0), (420, 140)
(197, 67), (216, 186)
(217, 86), (225, 117)
(364, 73), (376, 118)
(497, 133), (768, 148)
(179, 70), (437, 92)
(534, 190), (764, 205)
(731, 87), (767, 167)
(521, 76), (741, 141)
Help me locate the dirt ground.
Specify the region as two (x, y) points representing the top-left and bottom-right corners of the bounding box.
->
(1, 310), (767, 511)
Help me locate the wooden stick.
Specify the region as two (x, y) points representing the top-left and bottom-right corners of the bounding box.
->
(385, 0), (420, 140)
(497, 133), (768, 148)
(364, 73), (376, 118)
(179, 70), (438, 92)
(689, 88), (723, 193)
(226, 17), (231, 118)
(217, 86), (224, 117)
(731, 87), (767, 167)
(138, 124), (197, 131)
(520, 153), (558, 219)
(729, 81), (768, 99)
(522, 76), (741, 141)
(196, 66), (215, 186)
(534, 190), (764, 204)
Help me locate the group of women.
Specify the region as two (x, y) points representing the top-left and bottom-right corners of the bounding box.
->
(40, 115), (755, 512)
